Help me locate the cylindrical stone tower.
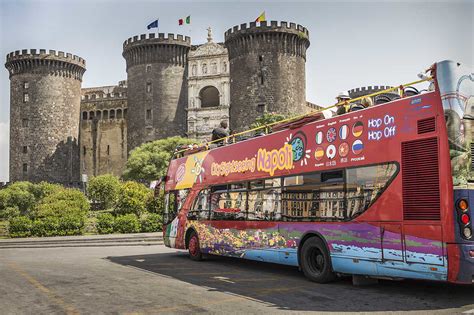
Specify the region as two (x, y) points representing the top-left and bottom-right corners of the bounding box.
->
(5, 49), (86, 183)
(225, 21), (310, 132)
(122, 33), (191, 152)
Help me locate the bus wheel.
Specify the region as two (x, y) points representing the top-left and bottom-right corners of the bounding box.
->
(300, 237), (335, 283)
(188, 231), (203, 261)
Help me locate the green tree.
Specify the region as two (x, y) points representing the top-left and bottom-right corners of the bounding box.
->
(87, 174), (121, 209)
(114, 181), (150, 216)
(0, 182), (36, 216)
(250, 112), (287, 131)
(122, 136), (194, 182)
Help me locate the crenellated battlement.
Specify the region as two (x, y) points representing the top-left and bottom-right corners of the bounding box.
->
(224, 21), (309, 40)
(5, 49), (86, 80)
(6, 49), (85, 67)
(123, 33), (191, 50)
(348, 86), (398, 98)
(224, 21), (310, 60)
(122, 33), (191, 68)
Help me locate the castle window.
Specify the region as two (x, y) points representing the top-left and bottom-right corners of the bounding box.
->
(259, 75), (264, 85)
(23, 93), (29, 103)
(22, 119), (29, 127)
(259, 55), (263, 62)
(103, 110), (109, 119)
(22, 163), (28, 174)
(146, 82), (152, 93)
(82, 112), (88, 120)
(200, 86), (219, 108)
(146, 64), (152, 72)
(110, 110), (115, 119)
(96, 111), (102, 119)
(257, 104), (265, 113)
(117, 109), (122, 119)
(83, 146), (86, 156)
(146, 109), (152, 120)
(107, 145), (110, 155)
(23, 82), (29, 89)
(22, 146), (28, 154)
(89, 111), (94, 120)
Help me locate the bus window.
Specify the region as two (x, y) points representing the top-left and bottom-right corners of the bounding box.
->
(188, 189), (210, 220)
(282, 171), (345, 221)
(164, 189), (189, 225)
(248, 187), (282, 221)
(210, 187), (246, 221)
(346, 163), (398, 218)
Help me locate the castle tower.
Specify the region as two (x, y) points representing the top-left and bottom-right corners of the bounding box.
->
(5, 49), (86, 184)
(225, 21), (310, 132)
(122, 33), (191, 152)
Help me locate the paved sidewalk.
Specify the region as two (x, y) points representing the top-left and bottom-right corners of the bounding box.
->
(0, 232), (163, 248)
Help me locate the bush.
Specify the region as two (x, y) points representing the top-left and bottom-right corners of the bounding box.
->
(114, 181), (150, 216)
(114, 214), (140, 234)
(59, 215), (85, 236)
(140, 213), (162, 232)
(1, 206), (20, 220)
(87, 175), (121, 210)
(33, 188), (90, 219)
(31, 182), (63, 200)
(0, 184), (36, 215)
(9, 216), (32, 238)
(97, 213), (115, 234)
(32, 217), (59, 237)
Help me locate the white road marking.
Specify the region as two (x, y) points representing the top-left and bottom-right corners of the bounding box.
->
(212, 276), (235, 284)
(136, 259), (145, 262)
(463, 309), (474, 314)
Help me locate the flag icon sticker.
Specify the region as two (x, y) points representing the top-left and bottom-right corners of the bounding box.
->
(352, 140), (364, 155)
(314, 146), (325, 161)
(352, 121), (364, 137)
(339, 142), (349, 157)
(315, 131), (323, 144)
(326, 127), (337, 143)
(326, 144), (337, 159)
(339, 125), (348, 140)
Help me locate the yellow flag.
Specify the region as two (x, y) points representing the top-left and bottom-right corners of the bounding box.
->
(255, 11), (266, 22)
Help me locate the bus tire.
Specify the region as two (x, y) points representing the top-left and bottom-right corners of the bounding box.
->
(188, 231), (203, 261)
(300, 236), (335, 283)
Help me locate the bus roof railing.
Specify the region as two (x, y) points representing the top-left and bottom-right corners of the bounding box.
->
(173, 76), (433, 157)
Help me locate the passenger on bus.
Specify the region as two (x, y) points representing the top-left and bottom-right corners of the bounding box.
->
(335, 92), (351, 115)
(360, 96), (373, 108)
(211, 120), (229, 145)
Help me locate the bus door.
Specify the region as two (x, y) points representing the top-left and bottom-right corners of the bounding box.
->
(163, 189), (190, 248)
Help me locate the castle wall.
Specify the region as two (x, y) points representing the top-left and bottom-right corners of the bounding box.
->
(225, 21), (311, 132)
(123, 33), (191, 152)
(80, 88), (127, 178)
(5, 49), (86, 183)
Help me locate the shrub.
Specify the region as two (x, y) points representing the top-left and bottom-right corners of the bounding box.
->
(140, 213), (162, 232)
(87, 175), (121, 210)
(97, 213), (115, 234)
(0, 184), (36, 215)
(114, 214), (140, 234)
(31, 217), (60, 237)
(114, 181), (150, 216)
(31, 182), (63, 200)
(59, 215), (85, 236)
(9, 216), (32, 238)
(33, 188), (90, 219)
(0, 206), (20, 220)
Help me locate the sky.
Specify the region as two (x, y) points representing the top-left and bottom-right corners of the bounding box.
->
(0, 0), (472, 182)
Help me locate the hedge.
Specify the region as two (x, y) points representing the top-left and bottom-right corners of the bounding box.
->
(114, 214), (140, 234)
(97, 213), (115, 234)
(140, 213), (162, 232)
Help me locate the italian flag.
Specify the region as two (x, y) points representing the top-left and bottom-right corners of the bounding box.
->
(179, 16), (190, 25)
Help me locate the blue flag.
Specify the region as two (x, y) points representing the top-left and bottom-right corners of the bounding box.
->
(147, 19), (159, 30)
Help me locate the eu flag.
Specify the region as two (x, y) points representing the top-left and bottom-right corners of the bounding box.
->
(147, 19), (159, 30)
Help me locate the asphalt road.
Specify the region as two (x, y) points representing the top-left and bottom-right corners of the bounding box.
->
(0, 245), (473, 315)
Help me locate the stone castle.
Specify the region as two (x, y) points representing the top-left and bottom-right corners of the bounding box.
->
(5, 21), (321, 184)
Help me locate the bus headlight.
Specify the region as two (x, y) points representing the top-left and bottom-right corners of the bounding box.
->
(463, 227), (472, 239)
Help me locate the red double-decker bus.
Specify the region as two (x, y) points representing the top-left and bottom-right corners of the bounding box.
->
(162, 60), (474, 284)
